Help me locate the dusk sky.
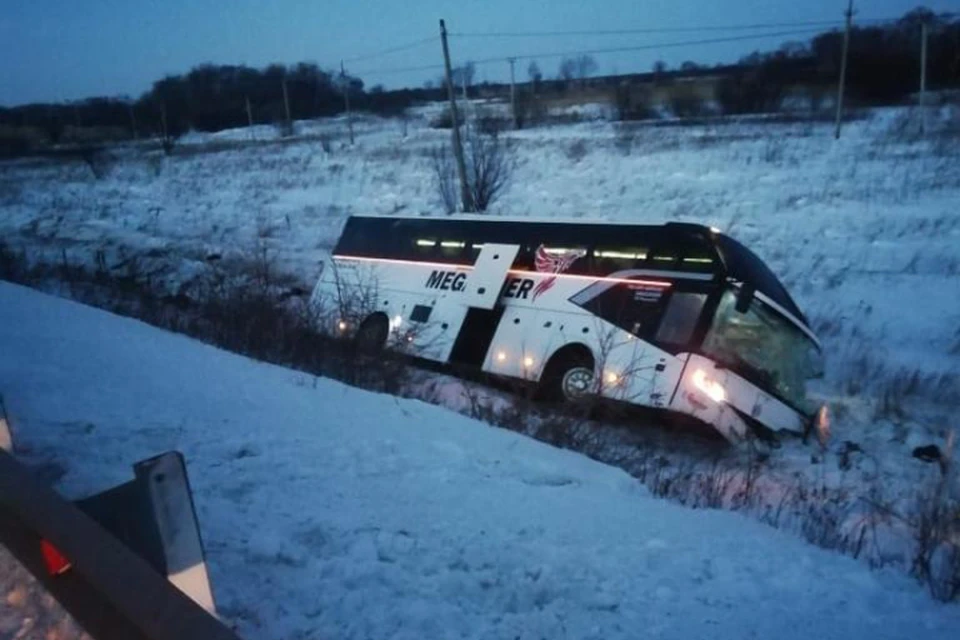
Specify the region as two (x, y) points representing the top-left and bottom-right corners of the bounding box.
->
(2, 0), (955, 106)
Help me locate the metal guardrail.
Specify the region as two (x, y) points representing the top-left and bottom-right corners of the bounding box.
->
(0, 449), (242, 640)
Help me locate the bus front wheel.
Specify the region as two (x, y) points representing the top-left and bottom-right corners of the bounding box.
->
(355, 314), (389, 354)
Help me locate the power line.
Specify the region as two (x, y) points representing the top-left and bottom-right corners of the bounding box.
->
(465, 28), (831, 66)
(354, 20), (899, 79)
(342, 36), (437, 64)
(452, 21), (838, 38)
(352, 61), (446, 77)
(449, 16), (899, 38)
(355, 28), (823, 77)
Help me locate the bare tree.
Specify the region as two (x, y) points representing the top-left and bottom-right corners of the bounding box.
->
(575, 54), (598, 82)
(451, 61), (477, 96)
(527, 61), (543, 93)
(558, 58), (577, 83)
(431, 124), (514, 213)
(652, 60), (669, 86)
(464, 125), (513, 211)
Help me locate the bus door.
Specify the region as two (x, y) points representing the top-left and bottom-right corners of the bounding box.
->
(447, 244), (520, 367)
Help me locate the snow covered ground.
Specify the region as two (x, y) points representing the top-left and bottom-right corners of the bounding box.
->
(1, 281), (958, 639)
(1, 102), (958, 589)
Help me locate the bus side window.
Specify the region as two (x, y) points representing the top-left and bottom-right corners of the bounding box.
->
(512, 244), (535, 271)
(679, 254), (715, 272)
(579, 283), (669, 340)
(655, 292), (707, 346)
(648, 249), (679, 269)
(413, 238), (438, 259)
(593, 247), (648, 275)
(438, 240), (467, 263)
(620, 285), (669, 339)
(467, 242), (483, 263)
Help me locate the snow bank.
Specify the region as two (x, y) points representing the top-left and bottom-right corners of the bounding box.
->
(1, 282), (957, 640)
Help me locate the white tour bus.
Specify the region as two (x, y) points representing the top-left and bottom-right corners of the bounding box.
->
(310, 214), (824, 443)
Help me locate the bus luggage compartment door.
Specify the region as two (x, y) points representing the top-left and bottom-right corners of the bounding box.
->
(449, 307), (505, 367)
(464, 244), (521, 310)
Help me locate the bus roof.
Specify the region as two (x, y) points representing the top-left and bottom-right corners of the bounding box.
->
(349, 213), (679, 228)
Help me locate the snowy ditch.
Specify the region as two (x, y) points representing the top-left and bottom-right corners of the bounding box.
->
(1, 103), (958, 603)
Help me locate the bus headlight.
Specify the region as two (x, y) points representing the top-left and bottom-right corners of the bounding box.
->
(692, 369), (726, 403)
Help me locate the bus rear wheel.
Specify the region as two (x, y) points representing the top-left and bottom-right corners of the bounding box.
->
(539, 350), (595, 404)
(354, 315), (389, 354)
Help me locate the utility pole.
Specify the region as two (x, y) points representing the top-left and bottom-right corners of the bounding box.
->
(508, 57), (518, 129)
(834, 0), (854, 140)
(341, 60), (355, 145)
(160, 103), (168, 141)
(128, 102), (138, 140)
(281, 78), (292, 135)
(245, 96), (254, 140)
(920, 19), (929, 133)
(440, 19), (472, 212)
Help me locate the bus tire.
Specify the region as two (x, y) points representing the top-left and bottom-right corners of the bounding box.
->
(539, 347), (595, 403)
(355, 314), (389, 354)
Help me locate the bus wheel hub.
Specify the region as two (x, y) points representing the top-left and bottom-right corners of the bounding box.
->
(562, 367), (594, 401)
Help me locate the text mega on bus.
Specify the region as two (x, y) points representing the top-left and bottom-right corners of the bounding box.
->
(310, 214), (825, 443)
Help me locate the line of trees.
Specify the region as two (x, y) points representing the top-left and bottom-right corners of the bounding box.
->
(0, 62), (425, 146)
(0, 6), (957, 149)
(718, 7), (960, 114)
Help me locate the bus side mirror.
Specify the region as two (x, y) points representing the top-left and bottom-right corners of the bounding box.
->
(735, 285), (755, 314)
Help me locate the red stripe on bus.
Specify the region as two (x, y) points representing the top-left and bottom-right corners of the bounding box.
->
(332, 254), (673, 288)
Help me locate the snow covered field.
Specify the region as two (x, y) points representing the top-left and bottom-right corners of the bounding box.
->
(1, 103), (959, 604)
(1, 104), (957, 461)
(1, 281), (959, 639)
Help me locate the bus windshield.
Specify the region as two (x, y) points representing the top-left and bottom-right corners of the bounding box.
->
(702, 290), (822, 414)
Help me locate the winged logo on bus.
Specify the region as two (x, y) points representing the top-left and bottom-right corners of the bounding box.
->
(531, 245), (585, 301)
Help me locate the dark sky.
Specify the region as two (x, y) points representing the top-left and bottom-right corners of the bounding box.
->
(1, 1), (954, 106)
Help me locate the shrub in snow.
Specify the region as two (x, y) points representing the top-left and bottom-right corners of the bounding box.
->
(565, 138), (589, 163)
(431, 124), (513, 213)
(428, 108), (464, 130)
(667, 83), (708, 119)
(514, 90), (547, 129)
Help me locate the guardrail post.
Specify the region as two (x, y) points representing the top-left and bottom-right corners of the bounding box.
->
(0, 448), (240, 640)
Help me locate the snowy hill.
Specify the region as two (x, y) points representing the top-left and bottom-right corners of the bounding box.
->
(1, 282), (958, 639)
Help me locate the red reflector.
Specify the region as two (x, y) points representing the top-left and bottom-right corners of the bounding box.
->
(40, 539), (72, 575)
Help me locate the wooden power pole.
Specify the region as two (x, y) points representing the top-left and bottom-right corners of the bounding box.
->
(508, 57), (518, 129)
(281, 78), (292, 135)
(834, 0), (854, 140)
(128, 102), (138, 140)
(245, 96), (254, 140)
(440, 19), (472, 212)
(341, 60), (355, 145)
(920, 19), (929, 133)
